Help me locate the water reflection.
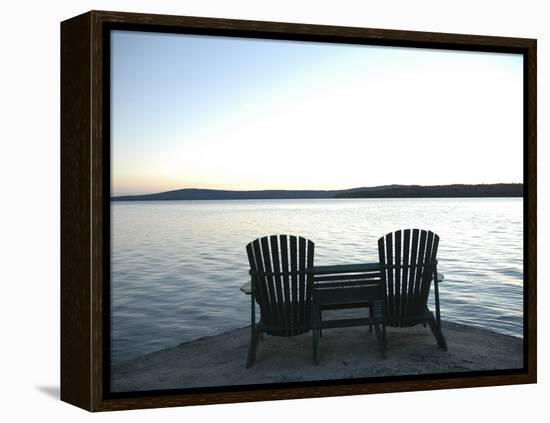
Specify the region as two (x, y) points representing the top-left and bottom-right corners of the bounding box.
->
(111, 197), (523, 364)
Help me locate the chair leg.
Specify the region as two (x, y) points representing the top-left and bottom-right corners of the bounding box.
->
(369, 303), (374, 333)
(427, 319), (447, 351)
(246, 325), (260, 368)
(374, 324), (387, 358)
(319, 308), (323, 338)
(369, 304), (373, 333)
(313, 327), (319, 365)
(312, 304), (320, 364)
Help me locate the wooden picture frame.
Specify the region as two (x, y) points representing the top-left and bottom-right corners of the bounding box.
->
(61, 10), (537, 412)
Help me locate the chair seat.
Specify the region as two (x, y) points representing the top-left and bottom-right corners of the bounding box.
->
(385, 310), (435, 327)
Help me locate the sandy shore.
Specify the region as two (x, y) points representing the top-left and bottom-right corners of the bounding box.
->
(111, 321), (523, 392)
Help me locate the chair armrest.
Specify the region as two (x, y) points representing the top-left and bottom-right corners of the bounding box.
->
(240, 281), (252, 295)
(436, 272), (444, 283)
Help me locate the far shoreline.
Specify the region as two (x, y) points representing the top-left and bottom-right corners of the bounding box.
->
(111, 196), (523, 202)
(111, 183), (523, 202)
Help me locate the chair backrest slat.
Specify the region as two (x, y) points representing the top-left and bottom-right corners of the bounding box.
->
(269, 235), (286, 335)
(394, 230), (402, 322)
(260, 236), (277, 325)
(246, 235), (315, 337)
(402, 229), (411, 320)
(247, 239), (265, 319)
(298, 237), (306, 334)
(289, 236), (298, 335)
(419, 231), (435, 306)
(280, 235), (291, 335)
(384, 233), (395, 323)
(408, 229), (420, 307)
(378, 229), (439, 327)
(305, 239), (315, 324)
(414, 230), (427, 302)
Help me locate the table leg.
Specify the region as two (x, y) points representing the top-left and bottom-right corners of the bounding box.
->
(312, 303), (320, 364)
(374, 324), (387, 358)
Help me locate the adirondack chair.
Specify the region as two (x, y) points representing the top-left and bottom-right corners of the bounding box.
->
(244, 235), (315, 367)
(378, 229), (447, 350)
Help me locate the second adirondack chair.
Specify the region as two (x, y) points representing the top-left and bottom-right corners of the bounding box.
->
(378, 229), (447, 350)
(245, 234), (315, 367)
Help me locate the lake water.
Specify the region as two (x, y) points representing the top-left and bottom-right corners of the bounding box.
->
(111, 198), (523, 364)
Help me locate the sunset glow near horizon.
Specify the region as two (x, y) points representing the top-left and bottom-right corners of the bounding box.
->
(111, 30), (523, 196)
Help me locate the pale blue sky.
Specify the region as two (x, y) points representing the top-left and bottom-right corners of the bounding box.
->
(111, 30), (523, 196)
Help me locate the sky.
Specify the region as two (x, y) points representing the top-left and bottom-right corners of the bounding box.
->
(111, 30), (523, 196)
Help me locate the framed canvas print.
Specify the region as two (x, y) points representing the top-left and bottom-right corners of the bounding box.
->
(60, 10), (537, 411)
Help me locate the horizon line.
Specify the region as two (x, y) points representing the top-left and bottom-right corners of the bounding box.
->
(112, 182), (523, 198)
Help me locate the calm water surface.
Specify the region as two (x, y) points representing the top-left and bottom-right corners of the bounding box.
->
(111, 198), (523, 364)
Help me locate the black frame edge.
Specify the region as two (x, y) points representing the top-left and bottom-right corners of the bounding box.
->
(60, 11), (93, 411)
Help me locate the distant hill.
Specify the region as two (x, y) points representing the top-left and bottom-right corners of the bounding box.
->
(334, 183), (523, 199)
(112, 184), (522, 201)
(112, 188), (340, 201)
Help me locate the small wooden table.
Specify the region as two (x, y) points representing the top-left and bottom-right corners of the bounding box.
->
(311, 263), (387, 363)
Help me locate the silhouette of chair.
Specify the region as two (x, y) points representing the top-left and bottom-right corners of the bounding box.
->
(244, 235), (315, 367)
(378, 229), (447, 350)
